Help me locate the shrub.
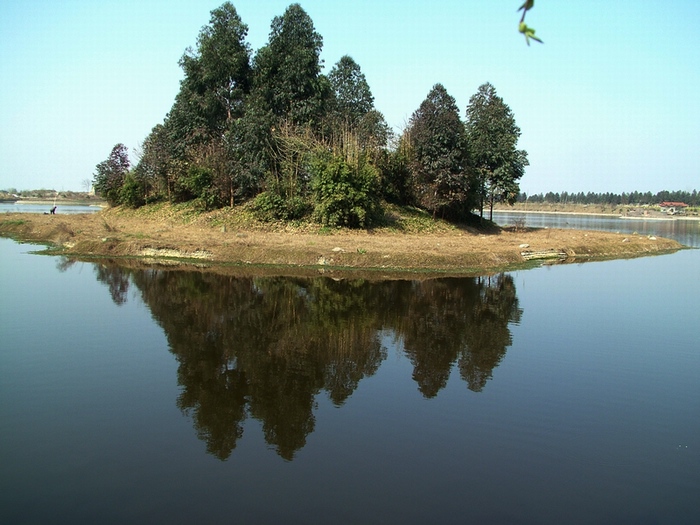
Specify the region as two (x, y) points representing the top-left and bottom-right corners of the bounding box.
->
(174, 166), (218, 209)
(252, 191), (312, 222)
(119, 173), (145, 208)
(311, 153), (382, 228)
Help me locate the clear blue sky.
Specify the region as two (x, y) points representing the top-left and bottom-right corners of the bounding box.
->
(1, 0), (698, 195)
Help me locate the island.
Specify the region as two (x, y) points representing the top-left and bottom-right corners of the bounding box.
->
(0, 203), (684, 278)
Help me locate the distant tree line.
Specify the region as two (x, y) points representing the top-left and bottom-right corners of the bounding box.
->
(519, 190), (699, 207)
(92, 2), (527, 226)
(0, 188), (98, 201)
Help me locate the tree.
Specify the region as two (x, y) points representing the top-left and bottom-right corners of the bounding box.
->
(407, 84), (472, 218)
(242, 4), (331, 214)
(171, 3), (253, 207)
(327, 56), (389, 160)
(135, 123), (175, 201)
(178, 2), (252, 136)
(465, 83), (527, 220)
(377, 135), (413, 205)
(328, 55), (374, 126)
(224, 98), (276, 205)
(119, 172), (146, 208)
(93, 143), (130, 205)
(252, 3), (330, 128)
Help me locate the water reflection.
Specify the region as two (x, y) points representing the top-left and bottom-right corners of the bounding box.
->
(85, 263), (522, 460)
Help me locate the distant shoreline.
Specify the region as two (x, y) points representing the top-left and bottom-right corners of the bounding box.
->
(493, 208), (700, 221)
(493, 204), (699, 221)
(8, 199), (106, 207)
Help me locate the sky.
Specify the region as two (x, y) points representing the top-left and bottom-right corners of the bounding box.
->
(1, 0), (699, 195)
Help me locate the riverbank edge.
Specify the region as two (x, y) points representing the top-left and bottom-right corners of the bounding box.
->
(0, 209), (686, 279)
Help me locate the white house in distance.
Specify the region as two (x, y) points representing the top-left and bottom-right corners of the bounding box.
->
(658, 201), (688, 215)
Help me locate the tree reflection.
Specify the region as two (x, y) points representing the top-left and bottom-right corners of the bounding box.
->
(460, 275), (522, 392)
(91, 264), (521, 459)
(94, 263), (131, 305)
(393, 275), (521, 395)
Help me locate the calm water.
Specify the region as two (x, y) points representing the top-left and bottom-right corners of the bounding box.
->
(1, 217), (698, 524)
(492, 210), (700, 248)
(0, 202), (101, 214)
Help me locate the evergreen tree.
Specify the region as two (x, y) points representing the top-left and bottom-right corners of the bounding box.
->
(407, 84), (472, 218)
(252, 3), (330, 128)
(327, 56), (390, 162)
(136, 124), (174, 201)
(328, 55), (374, 126)
(465, 82), (527, 220)
(93, 143), (130, 205)
(179, 2), (252, 137)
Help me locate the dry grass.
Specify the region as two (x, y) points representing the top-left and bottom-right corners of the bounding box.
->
(0, 203), (685, 277)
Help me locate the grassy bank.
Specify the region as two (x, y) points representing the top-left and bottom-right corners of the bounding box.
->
(0, 202), (685, 278)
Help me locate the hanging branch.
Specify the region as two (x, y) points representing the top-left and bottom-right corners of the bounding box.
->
(518, 0), (543, 45)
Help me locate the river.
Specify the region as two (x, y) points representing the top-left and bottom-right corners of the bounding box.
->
(1, 213), (698, 524)
(491, 209), (700, 248)
(0, 202), (102, 214)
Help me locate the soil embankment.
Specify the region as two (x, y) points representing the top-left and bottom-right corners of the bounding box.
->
(0, 204), (685, 277)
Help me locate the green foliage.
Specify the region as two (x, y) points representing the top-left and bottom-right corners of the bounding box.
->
(521, 189), (700, 207)
(135, 123), (175, 201)
(175, 166), (218, 209)
(328, 55), (374, 126)
(311, 152), (382, 228)
(225, 99), (276, 203)
(518, 0), (543, 45)
(325, 56), (390, 168)
(93, 143), (130, 206)
(252, 3), (329, 127)
(377, 138), (413, 205)
(108, 3), (537, 227)
(179, 2), (251, 135)
(407, 84), (472, 217)
(465, 83), (527, 218)
(119, 173), (146, 208)
(356, 110), (391, 154)
(252, 191), (311, 222)
(267, 123), (318, 202)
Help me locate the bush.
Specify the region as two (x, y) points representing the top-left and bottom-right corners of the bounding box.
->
(252, 191), (312, 222)
(118, 173), (145, 208)
(311, 153), (382, 228)
(174, 166), (218, 209)
(377, 148), (414, 205)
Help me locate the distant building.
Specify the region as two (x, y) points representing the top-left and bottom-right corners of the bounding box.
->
(659, 201), (688, 214)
